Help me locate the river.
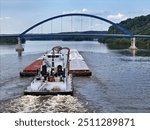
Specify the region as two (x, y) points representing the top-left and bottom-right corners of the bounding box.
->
(0, 41), (150, 112)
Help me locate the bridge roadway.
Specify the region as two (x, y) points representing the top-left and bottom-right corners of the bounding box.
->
(0, 33), (150, 40)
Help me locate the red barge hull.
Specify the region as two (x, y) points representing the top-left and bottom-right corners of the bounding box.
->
(20, 59), (43, 77)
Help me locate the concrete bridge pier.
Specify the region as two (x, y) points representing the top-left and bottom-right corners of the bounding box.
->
(129, 49), (137, 56)
(129, 37), (138, 50)
(16, 37), (24, 56)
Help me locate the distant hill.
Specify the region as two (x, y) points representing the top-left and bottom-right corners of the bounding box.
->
(108, 14), (150, 35)
(99, 14), (150, 49)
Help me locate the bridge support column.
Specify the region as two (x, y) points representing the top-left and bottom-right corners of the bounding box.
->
(16, 37), (24, 56)
(129, 37), (138, 50)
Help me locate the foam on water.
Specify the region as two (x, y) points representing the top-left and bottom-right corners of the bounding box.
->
(0, 95), (87, 113)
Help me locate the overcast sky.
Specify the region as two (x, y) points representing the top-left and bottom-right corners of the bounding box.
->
(0, 0), (150, 34)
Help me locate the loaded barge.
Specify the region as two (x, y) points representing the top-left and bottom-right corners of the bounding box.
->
(20, 48), (91, 77)
(20, 46), (92, 95)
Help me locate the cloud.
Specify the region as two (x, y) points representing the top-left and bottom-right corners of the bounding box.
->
(82, 8), (88, 13)
(107, 13), (127, 22)
(63, 8), (89, 14)
(0, 16), (11, 20)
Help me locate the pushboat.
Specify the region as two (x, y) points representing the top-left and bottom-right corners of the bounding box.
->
(24, 46), (73, 95)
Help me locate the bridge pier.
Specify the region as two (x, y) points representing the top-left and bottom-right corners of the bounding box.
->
(129, 37), (138, 50)
(129, 49), (137, 56)
(16, 37), (24, 56)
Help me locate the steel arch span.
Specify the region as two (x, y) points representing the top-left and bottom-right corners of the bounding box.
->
(20, 13), (133, 38)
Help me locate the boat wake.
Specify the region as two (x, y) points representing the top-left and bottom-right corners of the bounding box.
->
(0, 95), (87, 113)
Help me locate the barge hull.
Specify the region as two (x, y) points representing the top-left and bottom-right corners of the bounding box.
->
(20, 59), (43, 77)
(69, 70), (92, 76)
(24, 91), (73, 96)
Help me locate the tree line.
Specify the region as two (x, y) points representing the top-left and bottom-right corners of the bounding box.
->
(99, 14), (150, 49)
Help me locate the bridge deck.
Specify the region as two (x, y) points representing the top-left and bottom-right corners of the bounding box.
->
(1, 33), (150, 39)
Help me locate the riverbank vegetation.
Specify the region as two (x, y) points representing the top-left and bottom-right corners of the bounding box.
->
(99, 38), (150, 49)
(99, 14), (150, 49)
(0, 37), (25, 45)
(0, 37), (18, 45)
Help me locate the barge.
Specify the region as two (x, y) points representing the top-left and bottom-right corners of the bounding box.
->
(20, 49), (92, 77)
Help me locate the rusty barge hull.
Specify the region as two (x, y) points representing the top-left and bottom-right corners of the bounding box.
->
(20, 59), (43, 76)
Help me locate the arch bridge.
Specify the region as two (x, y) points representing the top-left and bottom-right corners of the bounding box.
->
(16, 13), (140, 55)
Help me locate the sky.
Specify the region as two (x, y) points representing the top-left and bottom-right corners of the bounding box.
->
(0, 0), (150, 34)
